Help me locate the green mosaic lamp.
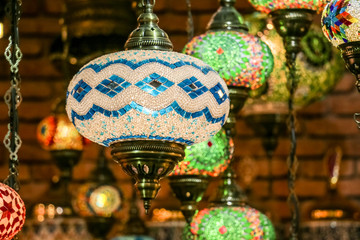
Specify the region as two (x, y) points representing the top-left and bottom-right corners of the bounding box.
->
(189, 206), (276, 240)
(183, 0), (274, 138)
(168, 129), (232, 223)
(243, 15), (344, 158)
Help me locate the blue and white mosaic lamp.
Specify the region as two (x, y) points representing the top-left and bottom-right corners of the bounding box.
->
(65, 0), (230, 213)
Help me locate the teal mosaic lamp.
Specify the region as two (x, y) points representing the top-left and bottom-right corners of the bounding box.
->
(65, 0), (230, 213)
(168, 129), (232, 223)
(321, 0), (360, 91)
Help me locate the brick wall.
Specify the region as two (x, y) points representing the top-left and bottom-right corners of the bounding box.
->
(0, 0), (359, 233)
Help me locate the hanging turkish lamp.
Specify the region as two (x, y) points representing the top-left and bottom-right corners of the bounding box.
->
(243, 14), (344, 159)
(245, 14), (345, 110)
(65, 0), (230, 213)
(0, 183), (26, 240)
(21, 100), (91, 240)
(73, 147), (123, 240)
(183, 0), (274, 140)
(321, 0), (360, 91)
(37, 98), (89, 172)
(184, 0), (273, 109)
(168, 129), (232, 223)
(247, 1), (328, 239)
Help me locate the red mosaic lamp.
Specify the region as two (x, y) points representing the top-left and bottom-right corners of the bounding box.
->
(0, 183), (26, 240)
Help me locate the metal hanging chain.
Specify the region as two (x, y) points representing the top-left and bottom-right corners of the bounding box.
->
(286, 51), (300, 240)
(186, 0), (194, 41)
(3, 0), (23, 192)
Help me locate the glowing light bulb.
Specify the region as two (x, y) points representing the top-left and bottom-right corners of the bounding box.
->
(95, 193), (107, 208)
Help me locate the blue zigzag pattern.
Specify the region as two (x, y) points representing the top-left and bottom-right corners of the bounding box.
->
(71, 101), (226, 146)
(78, 57), (216, 75)
(71, 101), (226, 126)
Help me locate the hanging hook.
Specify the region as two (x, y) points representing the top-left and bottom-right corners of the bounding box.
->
(354, 113), (360, 129)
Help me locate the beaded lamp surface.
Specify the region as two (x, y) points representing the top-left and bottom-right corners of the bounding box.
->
(248, 0), (327, 14)
(321, 0), (360, 48)
(0, 183), (26, 240)
(190, 206), (276, 240)
(73, 183), (122, 217)
(171, 129), (232, 177)
(66, 50), (229, 147)
(183, 31), (274, 90)
(245, 19), (344, 112)
(37, 114), (87, 151)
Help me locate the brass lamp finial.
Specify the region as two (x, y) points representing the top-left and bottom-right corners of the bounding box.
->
(207, 0), (249, 32)
(125, 0), (173, 51)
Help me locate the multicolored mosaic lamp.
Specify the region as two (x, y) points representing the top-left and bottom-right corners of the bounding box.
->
(321, 0), (360, 91)
(190, 206), (275, 240)
(73, 147), (123, 239)
(168, 129), (232, 223)
(0, 182), (26, 240)
(65, 0), (230, 213)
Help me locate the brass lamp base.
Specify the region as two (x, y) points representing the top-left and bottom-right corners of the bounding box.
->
(338, 41), (360, 92)
(225, 87), (249, 137)
(168, 175), (209, 223)
(51, 150), (82, 180)
(111, 140), (185, 214)
(271, 9), (314, 61)
(244, 113), (287, 159)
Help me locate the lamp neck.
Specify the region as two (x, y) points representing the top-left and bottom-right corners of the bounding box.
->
(211, 165), (246, 207)
(125, 0), (173, 51)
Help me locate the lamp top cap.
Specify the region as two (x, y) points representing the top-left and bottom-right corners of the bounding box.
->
(125, 0), (173, 51)
(207, 0), (249, 32)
